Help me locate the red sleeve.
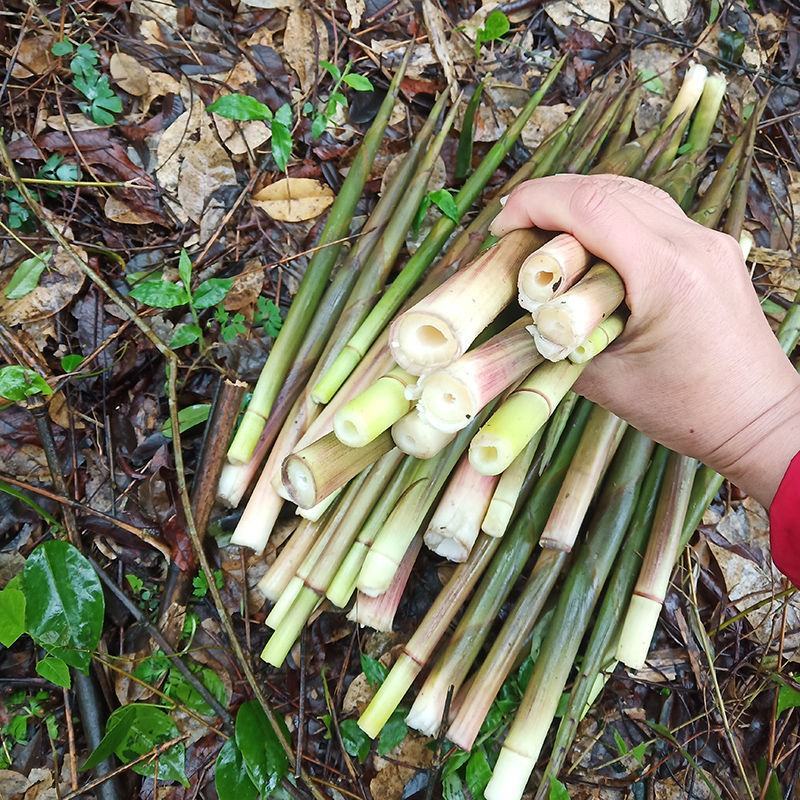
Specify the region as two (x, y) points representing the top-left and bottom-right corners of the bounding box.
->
(770, 450), (800, 587)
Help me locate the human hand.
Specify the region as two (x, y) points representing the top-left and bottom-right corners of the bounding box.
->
(490, 173), (800, 507)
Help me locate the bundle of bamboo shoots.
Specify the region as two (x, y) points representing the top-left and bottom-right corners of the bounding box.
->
(214, 55), (768, 796)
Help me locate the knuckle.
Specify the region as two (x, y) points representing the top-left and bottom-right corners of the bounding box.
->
(569, 178), (612, 222)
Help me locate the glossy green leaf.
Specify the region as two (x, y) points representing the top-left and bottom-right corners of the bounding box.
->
(343, 73), (373, 92)
(130, 280), (190, 309)
(164, 663), (227, 715)
(162, 404), (211, 438)
(319, 60), (341, 80)
(60, 354), (84, 372)
(428, 188), (459, 222)
(22, 540), (104, 672)
(360, 653), (388, 688)
(339, 719), (370, 762)
(193, 278), (232, 309)
(0, 575), (26, 647)
(776, 681), (800, 718)
(178, 248), (193, 289)
(476, 9), (510, 54)
(235, 700), (289, 796)
(5, 251), (51, 299)
(465, 747), (492, 799)
(36, 655), (71, 688)
(718, 29), (745, 64)
(215, 738), (259, 800)
(549, 777), (571, 799)
(82, 703), (187, 786)
(0, 366), (52, 402)
(377, 710), (407, 756)
(169, 323), (202, 349)
(208, 94), (272, 121)
(271, 105), (293, 172)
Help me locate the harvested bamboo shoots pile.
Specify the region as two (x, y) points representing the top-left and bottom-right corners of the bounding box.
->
(218, 57), (773, 798)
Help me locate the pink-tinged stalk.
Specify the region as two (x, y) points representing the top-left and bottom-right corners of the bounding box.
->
(539, 407), (627, 552)
(417, 318), (544, 434)
(348, 536), (422, 631)
(424, 454), (500, 562)
(389, 229), (549, 375)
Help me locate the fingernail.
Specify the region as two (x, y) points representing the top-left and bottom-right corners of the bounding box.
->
(499, 194), (509, 207)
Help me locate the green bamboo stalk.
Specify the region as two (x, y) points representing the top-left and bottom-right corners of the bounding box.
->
(566, 83), (628, 174)
(358, 404), (495, 596)
(357, 398), (593, 739)
(311, 56), (567, 403)
(484, 430), (655, 800)
(326, 454), (420, 607)
(261, 449), (405, 665)
(227, 46), (412, 463)
(685, 74), (727, 155)
(535, 447), (668, 797)
(455, 82), (484, 182)
(598, 85), (641, 157)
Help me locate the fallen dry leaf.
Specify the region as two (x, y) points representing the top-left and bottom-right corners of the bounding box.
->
(708, 498), (800, 659)
(156, 102), (237, 224)
(422, 0), (459, 100)
(370, 735), (433, 800)
(131, 0), (177, 27)
(283, 7), (329, 91)
(0, 771), (30, 800)
(0, 245), (86, 325)
(252, 177), (335, 222)
(521, 102), (572, 149)
(104, 195), (153, 224)
(656, 0), (691, 25)
(545, 0), (611, 41)
(9, 35), (55, 78)
(240, 0), (297, 7)
(43, 112), (103, 132)
(110, 52), (181, 115)
(346, 0), (365, 28)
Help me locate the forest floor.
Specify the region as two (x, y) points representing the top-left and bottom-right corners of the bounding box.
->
(1, 0), (800, 799)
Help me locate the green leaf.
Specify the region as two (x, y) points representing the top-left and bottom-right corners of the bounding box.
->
(215, 738), (259, 800)
(638, 68), (665, 96)
(442, 772), (468, 800)
(465, 748), (492, 799)
(0, 576), (26, 647)
(360, 653), (388, 688)
(377, 710), (406, 756)
(170, 323), (202, 349)
(193, 278), (233, 309)
(125, 574), (144, 594)
(36, 655), (71, 688)
(82, 703), (187, 786)
(549, 777), (571, 799)
(339, 719), (370, 762)
(718, 29), (745, 64)
(343, 73), (373, 92)
(178, 248), (192, 289)
(708, 0), (721, 24)
(476, 9), (510, 54)
(319, 60), (341, 80)
(51, 40), (74, 56)
(776, 681), (800, 718)
(22, 540), (104, 672)
(133, 652), (171, 685)
(311, 113), (329, 140)
(0, 365), (52, 403)
(60, 354), (84, 373)
(208, 94), (272, 122)
(428, 188), (459, 223)
(235, 700), (289, 796)
(5, 251), (51, 299)
(630, 741), (649, 763)
(613, 729), (629, 756)
(162, 404), (212, 439)
(255, 296), (283, 337)
(271, 104), (293, 172)
(220, 312), (247, 342)
(130, 280), (190, 309)
(164, 664), (228, 715)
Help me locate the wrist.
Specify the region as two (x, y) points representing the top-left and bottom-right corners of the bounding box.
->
(705, 371), (800, 507)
